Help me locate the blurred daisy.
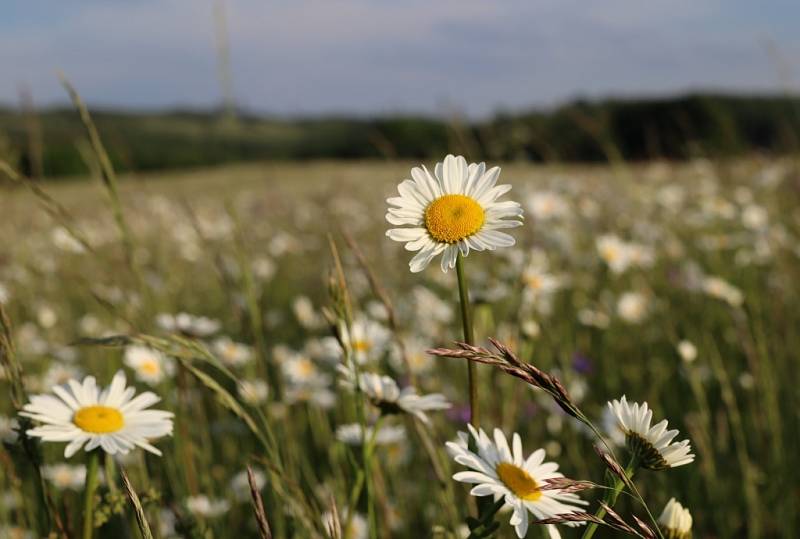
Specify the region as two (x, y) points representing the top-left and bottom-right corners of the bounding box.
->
(339, 369), (450, 424)
(527, 191), (569, 221)
(386, 154), (523, 273)
(156, 312), (220, 337)
(185, 495), (230, 518)
(212, 337), (254, 367)
(230, 469), (266, 502)
(658, 498), (692, 539)
(342, 317), (390, 364)
(701, 276), (743, 307)
(124, 345), (174, 385)
(607, 396), (694, 470)
(238, 379), (269, 405)
(616, 292), (650, 324)
(335, 423), (406, 446)
(42, 464), (86, 490)
(676, 340), (697, 363)
(446, 425), (588, 538)
(21, 371), (174, 457)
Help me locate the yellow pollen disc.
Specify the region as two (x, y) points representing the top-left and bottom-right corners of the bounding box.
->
(73, 405), (125, 434)
(424, 194), (485, 244)
(140, 360), (160, 375)
(352, 340), (371, 353)
(496, 462), (542, 501)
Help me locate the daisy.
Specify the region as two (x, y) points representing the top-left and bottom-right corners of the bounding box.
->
(42, 463), (87, 490)
(335, 423), (406, 446)
(185, 495), (230, 518)
(211, 337), (254, 367)
(658, 498), (692, 539)
(340, 317), (390, 364)
(339, 369), (450, 424)
(386, 154), (523, 273)
(21, 371), (173, 457)
(124, 345), (174, 385)
(446, 425), (588, 538)
(607, 396), (694, 470)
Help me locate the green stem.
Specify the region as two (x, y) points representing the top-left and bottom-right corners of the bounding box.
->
(82, 450), (100, 539)
(455, 252), (479, 427)
(581, 457), (638, 539)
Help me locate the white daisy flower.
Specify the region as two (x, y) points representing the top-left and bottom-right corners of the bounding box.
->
(238, 379), (269, 405)
(339, 368), (450, 424)
(335, 423), (406, 446)
(230, 469), (266, 502)
(446, 425), (588, 538)
(676, 340), (697, 363)
(342, 317), (390, 364)
(42, 463), (87, 490)
(616, 291), (650, 324)
(212, 337), (254, 367)
(386, 154), (523, 273)
(156, 312), (221, 337)
(607, 396), (694, 470)
(124, 345), (174, 385)
(21, 371), (174, 458)
(658, 498), (693, 539)
(185, 495), (230, 518)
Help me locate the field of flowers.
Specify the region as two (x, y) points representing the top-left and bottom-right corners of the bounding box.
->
(1, 155), (798, 538)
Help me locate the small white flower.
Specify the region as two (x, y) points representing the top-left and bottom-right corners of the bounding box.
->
(340, 369), (450, 425)
(658, 498), (692, 539)
(212, 337), (254, 367)
(156, 312), (220, 337)
(342, 317), (390, 364)
(616, 292), (649, 324)
(42, 464), (86, 490)
(701, 276), (743, 307)
(676, 340), (697, 363)
(21, 371), (174, 458)
(124, 345), (174, 385)
(526, 191), (569, 221)
(185, 495), (230, 518)
(386, 154), (523, 273)
(607, 396), (694, 470)
(238, 379), (269, 405)
(446, 425), (587, 538)
(335, 423), (405, 446)
(230, 469), (265, 502)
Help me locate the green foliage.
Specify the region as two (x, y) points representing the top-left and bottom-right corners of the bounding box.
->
(1, 93), (799, 178)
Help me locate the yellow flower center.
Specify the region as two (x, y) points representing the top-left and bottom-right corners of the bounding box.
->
(496, 462), (542, 501)
(424, 194), (485, 243)
(73, 406), (125, 434)
(352, 340), (371, 353)
(296, 359), (315, 376)
(140, 359), (160, 375)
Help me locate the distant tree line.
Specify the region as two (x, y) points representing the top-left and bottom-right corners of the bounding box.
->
(0, 93), (798, 178)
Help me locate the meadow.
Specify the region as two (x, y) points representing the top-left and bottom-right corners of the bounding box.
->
(1, 153), (798, 539)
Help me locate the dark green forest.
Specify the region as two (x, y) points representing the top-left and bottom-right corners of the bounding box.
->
(1, 93), (799, 178)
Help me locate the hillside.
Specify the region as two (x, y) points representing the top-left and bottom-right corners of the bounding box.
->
(1, 93), (799, 177)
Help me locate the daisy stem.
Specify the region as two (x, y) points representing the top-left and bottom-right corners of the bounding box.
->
(580, 456), (638, 539)
(455, 252), (479, 427)
(82, 450), (100, 539)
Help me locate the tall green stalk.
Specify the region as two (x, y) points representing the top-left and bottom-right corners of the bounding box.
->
(581, 456), (638, 539)
(82, 450), (100, 539)
(455, 253), (479, 427)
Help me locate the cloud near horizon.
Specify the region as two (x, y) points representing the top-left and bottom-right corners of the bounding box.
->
(1, 0), (799, 118)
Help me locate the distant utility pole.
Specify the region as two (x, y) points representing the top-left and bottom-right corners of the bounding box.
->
(213, 0), (237, 123)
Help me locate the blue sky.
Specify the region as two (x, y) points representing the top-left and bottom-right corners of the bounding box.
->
(1, 0), (799, 117)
